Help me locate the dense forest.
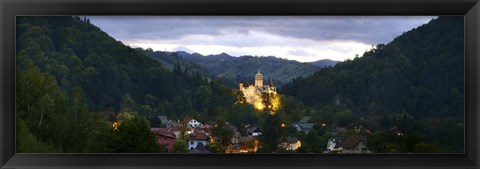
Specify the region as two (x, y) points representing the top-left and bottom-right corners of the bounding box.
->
(16, 16), (253, 153)
(15, 16), (464, 154)
(281, 16), (464, 152)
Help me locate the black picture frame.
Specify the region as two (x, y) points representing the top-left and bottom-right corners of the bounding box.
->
(1, 0), (479, 168)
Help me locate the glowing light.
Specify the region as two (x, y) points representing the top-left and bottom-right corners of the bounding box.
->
(270, 94), (281, 111)
(281, 123), (286, 128)
(254, 101), (266, 111)
(322, 123), (327, 127)
(112, 122), (120, 130)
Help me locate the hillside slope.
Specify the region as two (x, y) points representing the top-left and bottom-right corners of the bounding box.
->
(281, 16), (464, 119)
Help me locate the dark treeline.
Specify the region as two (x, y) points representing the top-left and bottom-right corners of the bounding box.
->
(16, 16), (241, 153)
(280, 16), (464, 152)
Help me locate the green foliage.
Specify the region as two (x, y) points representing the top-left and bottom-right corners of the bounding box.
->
(106, 116), (162, 153)
(413, 142), (444, 153)
(173, 140), (189, 153)
(206, 141), (226, 153)
(255, 145), (272, 153)
(16, 118), (58, 153)
(300, 132), (327, 153)
(261, 114), (281, 152)
(282, 16), (464, 120)
(16, 16), (241, 153)
(281, 16), (464, 152)
(333, 109), (355, 127)
(211, 118), (234, 146)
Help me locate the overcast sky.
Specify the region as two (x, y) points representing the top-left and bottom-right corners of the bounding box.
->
(88, 16), (436, 62)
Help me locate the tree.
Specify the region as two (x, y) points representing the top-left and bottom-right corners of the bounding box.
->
(16, 118), (58, 153)
(261, 114), (281, 152)
(333, 109), (354, 127)
(255, 145), (272, 153)
(303, 132), (326, 153)
(120, 94), (136, 112)
(107, 116), (161, 153)
(211, 118), (234, 146)
(149, 116), (162, 128)
(206, 141), (225, 153)
(139, 104), (153, 117)
(413, 142), (444, 153)
(173, 140), (189, 153)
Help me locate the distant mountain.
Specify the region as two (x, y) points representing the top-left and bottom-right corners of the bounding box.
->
(146, 51), (324, 87)
(309, 59), (339, 67)
(142, 49), (209, 76)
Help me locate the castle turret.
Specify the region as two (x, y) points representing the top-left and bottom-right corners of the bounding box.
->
(239, 82), (244, 89)
(255, 70), (263, 87)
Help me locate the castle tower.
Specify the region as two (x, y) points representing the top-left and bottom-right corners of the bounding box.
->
(255, 70), (263, 87)
(269, 79), (275, 87)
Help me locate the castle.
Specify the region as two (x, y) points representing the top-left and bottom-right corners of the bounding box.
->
(239, 70), (278, 111)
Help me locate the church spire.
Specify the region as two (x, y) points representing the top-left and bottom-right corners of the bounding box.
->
(255, 69), (263, 87)
(269, 79), (275, 87)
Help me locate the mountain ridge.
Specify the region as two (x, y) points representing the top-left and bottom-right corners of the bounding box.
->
(145, 50), (338, 87)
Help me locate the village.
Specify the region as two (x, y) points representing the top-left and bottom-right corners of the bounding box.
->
(148, 114), (372, 153)
(145, 70), (373, 153)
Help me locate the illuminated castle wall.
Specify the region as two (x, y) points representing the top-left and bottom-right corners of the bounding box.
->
(239, 70), (278, 111)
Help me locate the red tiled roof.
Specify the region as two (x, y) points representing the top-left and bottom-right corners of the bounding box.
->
(151, 128), (176, 139)
(343, 135), (367, 149)
(188, 130), (209, 140)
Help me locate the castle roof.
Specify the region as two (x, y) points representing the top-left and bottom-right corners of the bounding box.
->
(256, 70), (262, 77)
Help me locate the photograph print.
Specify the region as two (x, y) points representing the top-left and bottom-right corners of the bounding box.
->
(16, 16), (464, 154)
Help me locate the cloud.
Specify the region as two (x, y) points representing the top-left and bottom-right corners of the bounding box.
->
(88, 16), (436, 62)
(89, 16), (435, 44)
(288, 49), (310, 56)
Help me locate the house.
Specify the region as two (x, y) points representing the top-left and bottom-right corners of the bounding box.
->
(229, 124), (238, 133)
(293, 116), (314, 133)
(326, 137), (344, 153)
(342, 135), (369, 153)
(355, 125), (372, 135)
(188, 142), (211, 154)
(184, 117), (203, 128)
(157, 116), (179, 127)
(187, 129), (209, 150)
(328, 126), (348, 135)
(199, 124), (212, 136)
(150, 128), (176, 152)
(158, 116), (169, 124)
(278, 137), (301, 151)
(293, 123), (314, 133)
(231, 132), (242, 149)
(228, 131), (259, 153)
(168, 125), (182, 139)
(247, 127), (262, 137)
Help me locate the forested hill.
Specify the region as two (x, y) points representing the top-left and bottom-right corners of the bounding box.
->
(281, 16), (464, 120)
(145, 50), (325, 87)
(17, 16), (237, 118)
(310, 59), (339, 68)
(142, 49), (210, 76)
